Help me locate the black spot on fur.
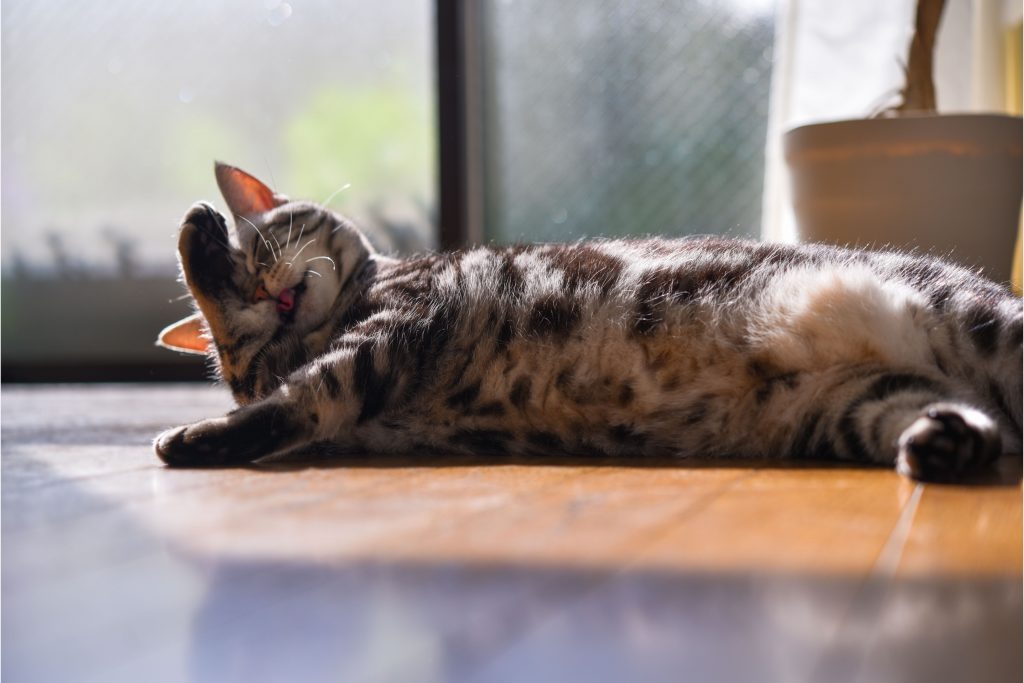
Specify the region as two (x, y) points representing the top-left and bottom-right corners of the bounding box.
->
(528, 294), (581, 340)
(228, 375), (246, 397)
(618, 383), (635, 407)
(681, 397), (711, 426)
(495, 316), (515, 354)
(554, 245), (625, 296)
(749, 360), (799, 404)
(451, 429), (512, 456)
(555, 367), (574, 391)
(447, 380), (482, 409)
(631, 263), (729, 335)
(608, 424), (646, 446)
(526, 431), (563, 450)
(320, 366), (342, 399)
(928, 285), (954, 312)
(789, 410), (824, 459)
(406, 299), (458, 394)
(496, 252), (526, 301)
(746, 359), (776, 379)
(223, 333), (258, 360)
(964, 304), (1001, 357)
(474, 401), (506, 417)
(353, 340), (393, 423)
(509, 376), (532, 410)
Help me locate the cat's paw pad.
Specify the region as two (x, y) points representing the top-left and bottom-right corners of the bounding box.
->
(178, 203), (236, 296)
(181, 201), (228, 237)
(896, 404), (1001, 482)
(179, 202), (230, 258)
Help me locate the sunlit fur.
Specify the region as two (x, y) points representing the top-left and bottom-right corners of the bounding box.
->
(157, 172), (1023, 483)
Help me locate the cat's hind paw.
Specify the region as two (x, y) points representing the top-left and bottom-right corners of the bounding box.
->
(896, 404), (1001, 482)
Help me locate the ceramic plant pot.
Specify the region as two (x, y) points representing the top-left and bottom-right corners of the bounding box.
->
(785, 113), (1022, 283)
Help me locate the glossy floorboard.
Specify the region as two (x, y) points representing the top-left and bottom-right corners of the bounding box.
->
(2, 385), (1020, 683)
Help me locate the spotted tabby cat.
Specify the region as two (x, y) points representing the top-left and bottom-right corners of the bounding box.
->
(155, 162), (1022, 481)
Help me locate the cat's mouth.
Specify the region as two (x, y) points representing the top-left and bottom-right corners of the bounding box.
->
(275, 282), (306, 323)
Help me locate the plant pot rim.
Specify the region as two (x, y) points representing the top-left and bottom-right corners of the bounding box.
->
(785, 113), (1023, 159)
(786, 112), (1022, 138)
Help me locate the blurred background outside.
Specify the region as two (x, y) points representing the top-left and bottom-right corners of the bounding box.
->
(1, 0), (435, 376)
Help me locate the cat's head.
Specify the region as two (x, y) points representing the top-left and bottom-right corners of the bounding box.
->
(158, 162), (375, 361)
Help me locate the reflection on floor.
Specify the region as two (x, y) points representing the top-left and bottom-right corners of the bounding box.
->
(2, 385), (1021, 683)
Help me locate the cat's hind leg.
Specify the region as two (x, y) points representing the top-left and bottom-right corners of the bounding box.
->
(781, 367), (1001, 482)
(155, 396), (316, 467)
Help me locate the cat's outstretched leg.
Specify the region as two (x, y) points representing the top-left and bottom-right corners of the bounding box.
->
(784, 368), (1001, 482)
(155, 397), (316, 467)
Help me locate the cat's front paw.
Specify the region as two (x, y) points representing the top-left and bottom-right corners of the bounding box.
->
(896, 404), (1001, 482)
(154, 421), (250, 468)
(154, 425), (198, 467)
(178, 202), (236, 299)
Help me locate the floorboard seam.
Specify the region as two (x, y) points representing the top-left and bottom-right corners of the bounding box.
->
(808, 482), (924, 683)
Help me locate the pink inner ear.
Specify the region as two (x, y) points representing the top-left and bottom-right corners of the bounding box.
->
(157, 313), (209, 355)
(215, 163), (280, 216)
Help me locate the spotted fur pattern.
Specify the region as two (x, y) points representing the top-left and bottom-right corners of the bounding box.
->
(156, 166), (1023, 482)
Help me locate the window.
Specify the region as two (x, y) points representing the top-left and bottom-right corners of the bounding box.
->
(1, 0), (435, 378)
(2, 1), (778, 379)
(475, 0), (777, 243)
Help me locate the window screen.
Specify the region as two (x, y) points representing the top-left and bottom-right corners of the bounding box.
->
(479, 0), (776, 243)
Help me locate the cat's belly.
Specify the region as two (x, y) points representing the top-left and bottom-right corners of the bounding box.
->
(393, 314), (764, 458)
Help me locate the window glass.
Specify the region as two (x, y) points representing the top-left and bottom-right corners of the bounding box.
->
(1, 0), (435, 370)
(480, 0), (775, 243)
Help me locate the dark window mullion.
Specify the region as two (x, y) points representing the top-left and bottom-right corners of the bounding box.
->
(435, 0), (469, 250)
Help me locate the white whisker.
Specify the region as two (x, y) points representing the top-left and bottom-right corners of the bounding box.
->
(289, 237), (317, 263)
(305, 256), (336, 271)
(305, 269), (322, 278)
(320, 183), (352, 209)
(271, 233), (284, 259)
(238, 215), (277, 263)
(286, 211), (294, 250)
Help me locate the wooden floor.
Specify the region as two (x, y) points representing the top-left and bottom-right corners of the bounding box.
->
(2, 385), (1021, 683)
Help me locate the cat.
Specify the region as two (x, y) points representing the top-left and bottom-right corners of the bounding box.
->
(154, 162), (1023, 482)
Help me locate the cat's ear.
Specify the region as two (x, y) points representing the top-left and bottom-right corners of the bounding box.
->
(214, 161), (287, 217)
(156, 312), (210, 355)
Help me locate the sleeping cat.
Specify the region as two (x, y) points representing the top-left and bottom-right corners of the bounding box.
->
(155, 162), (1023, 481)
